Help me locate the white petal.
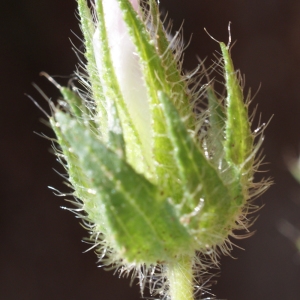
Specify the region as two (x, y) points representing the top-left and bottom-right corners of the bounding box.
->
(93, 0), (152, 163)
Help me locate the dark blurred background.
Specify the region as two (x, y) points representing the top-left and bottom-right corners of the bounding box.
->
(1, 0), (300, 299)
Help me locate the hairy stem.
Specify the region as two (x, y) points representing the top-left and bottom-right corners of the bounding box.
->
(167, 255), (194, 300)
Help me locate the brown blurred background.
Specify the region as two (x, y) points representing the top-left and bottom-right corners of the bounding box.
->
(1, 0), (300, 299)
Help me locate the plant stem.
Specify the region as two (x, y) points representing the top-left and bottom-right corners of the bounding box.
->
(167, 254), (194, 300)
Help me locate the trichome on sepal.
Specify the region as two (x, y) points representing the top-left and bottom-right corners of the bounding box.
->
(44, 0), (270, 299)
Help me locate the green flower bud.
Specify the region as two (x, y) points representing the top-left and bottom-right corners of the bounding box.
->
(45, 0), (270, 299)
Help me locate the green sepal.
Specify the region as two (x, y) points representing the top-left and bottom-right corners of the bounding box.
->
(50, 117), (109, 234)
(55, 111), (192, 264)
(158, 91), (243, 246)
(148, 0), (195, 129)
(220, 43), (253, 177)
(77, 0), (107, 133)
(117, 0), (184, 200)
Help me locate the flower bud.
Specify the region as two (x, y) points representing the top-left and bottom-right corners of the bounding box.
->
(47, 0), (270, 298)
